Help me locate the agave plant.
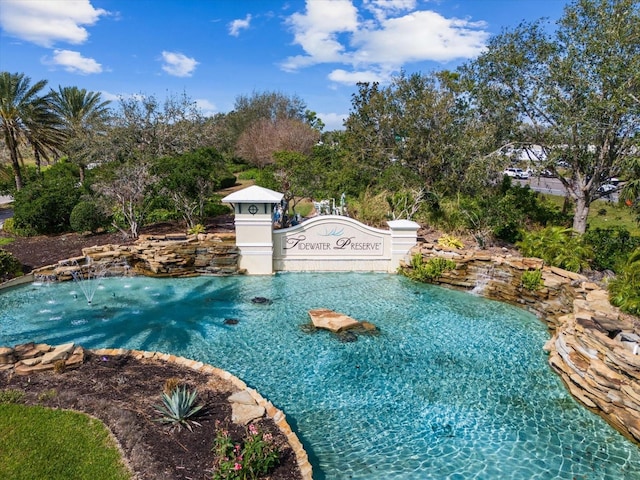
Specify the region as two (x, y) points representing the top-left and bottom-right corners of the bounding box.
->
(154, 385), (204, 432)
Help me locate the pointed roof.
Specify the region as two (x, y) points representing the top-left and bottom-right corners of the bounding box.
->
(222, 185), (283, 203)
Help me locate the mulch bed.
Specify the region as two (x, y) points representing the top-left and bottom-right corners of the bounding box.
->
(1, 352), (301, 480)
(1, 216), (235, 272)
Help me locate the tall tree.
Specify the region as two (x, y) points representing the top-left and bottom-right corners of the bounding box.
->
(49, 86), (111, 182)
(463, 0), (640, 233)
(104, 91), (206, 164)
(235, 117), (320, 167)
(0, 72), (63, 190)
(93, 161), (155, 238)
(212, 91), (319, 161)
(343, 72), (499, 195)
(153, 147), (229, 229)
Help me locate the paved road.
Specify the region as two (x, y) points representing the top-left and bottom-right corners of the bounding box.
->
(0, 195), (13, 228)
(514, 177), (620, 202)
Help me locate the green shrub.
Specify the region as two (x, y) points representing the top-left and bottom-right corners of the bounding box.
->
(350, 190), (390, 227)
(154, 386), (203, 432)
(608, 248), (640, 315)
(583, 227), (640, 272)
(426, 196), (468, 232)
(146, 208), (179, 224)
(188, 224), (206, 235)
(70, 200), (106, 233)
(212, 423), (280, 480)
(12, 161), (81, 234)
(437, 234), (464, 249)
(455, 183), (570, 244)
(236, 168), (260, 180)
(521, 269), (543, 291)
(37, 389), (58, 403)
(0, 249), (22, 280)
(205, 199), (232, 218)
(219, 174), (237, 189)
(0, 389), (25, 404)
(517, 226), (592, 272)
(1, 217), (15, 234)
(402, 254), (457, 282)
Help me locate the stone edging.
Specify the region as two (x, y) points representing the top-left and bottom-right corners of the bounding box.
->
(91, 348), (313, 480)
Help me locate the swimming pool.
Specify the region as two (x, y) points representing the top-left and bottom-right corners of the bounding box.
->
(1, 272), (638, 479)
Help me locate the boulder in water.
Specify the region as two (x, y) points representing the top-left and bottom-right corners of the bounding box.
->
(251, 297), (272, 305)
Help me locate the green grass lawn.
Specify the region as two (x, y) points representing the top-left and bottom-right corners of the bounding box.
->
(541, 194), (639, 235)
(0, 403), (131, 480)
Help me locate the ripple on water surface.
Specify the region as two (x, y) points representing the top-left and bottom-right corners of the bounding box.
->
(1, 272), (639, 480)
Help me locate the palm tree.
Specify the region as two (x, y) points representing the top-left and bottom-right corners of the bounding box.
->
(0, 72), (63, 190)
(49, 86), (111, 182)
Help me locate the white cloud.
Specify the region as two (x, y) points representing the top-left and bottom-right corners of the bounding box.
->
(160, 51), (199, 77)
(228, 14), (252, 36)
(47, 49), (102, 74)
(363, 0), (416, 21)
(317, 111), (347, 131)
(352, 11), (488, 65)
(195, 98), (217, 116)
(283, 0), (489, 85)
(100, 91), (121, 102)
(0, 0), (108, 47)
(282, 0), (359, 71)
(328, 68), (389, 85)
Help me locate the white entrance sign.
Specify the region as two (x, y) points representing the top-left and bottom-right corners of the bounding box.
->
(224, 186), (419, 275)
(280, 222), (385, 257)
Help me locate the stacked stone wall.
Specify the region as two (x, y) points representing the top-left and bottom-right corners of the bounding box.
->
(411, 243), (640, 444)
(32, 233), (241, 280)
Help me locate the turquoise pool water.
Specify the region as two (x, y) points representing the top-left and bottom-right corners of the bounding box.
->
(1, 272), (638, 479)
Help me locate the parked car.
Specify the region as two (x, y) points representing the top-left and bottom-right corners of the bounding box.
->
(503, 168), (529, 179)
(539, 169), (555, 178)
(597, 183), (617, 194)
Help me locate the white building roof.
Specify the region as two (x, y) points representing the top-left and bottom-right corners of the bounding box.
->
(222, 185), (284, 204)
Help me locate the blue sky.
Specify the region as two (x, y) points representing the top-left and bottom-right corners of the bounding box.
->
(0, 0), (568, 131)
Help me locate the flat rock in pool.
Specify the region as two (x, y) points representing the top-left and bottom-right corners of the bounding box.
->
(251, 297), (272, 305)
(224, 318), (239, 325)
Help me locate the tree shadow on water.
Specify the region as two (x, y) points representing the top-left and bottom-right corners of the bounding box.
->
(4, 278), (246, 353)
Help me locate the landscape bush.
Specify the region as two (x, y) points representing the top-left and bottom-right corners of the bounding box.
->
(212, 422), (280, 480)
(517, 226), (592, 273)
(583, 226), (640, 273)
(402, 254), (457, 282)
(350, 189), (390, 227)
(12, 161), (82, 235)
(0, 249), (23, 281)
(521, 269), (543, 291)
(608, 248), (640, 316)
(437, 234), (464, 249)
(1, 218), (16, 235)
(145, 208), (179, 224)
(70, 200), (107, 233)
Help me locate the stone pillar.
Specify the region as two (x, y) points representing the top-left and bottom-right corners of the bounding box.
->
(387, 219), (420, 272)
(222, 186), (284, 275)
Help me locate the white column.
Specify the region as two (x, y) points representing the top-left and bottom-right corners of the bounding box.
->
(387, 219), (420, 272)
(233, 204), (274, 275)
